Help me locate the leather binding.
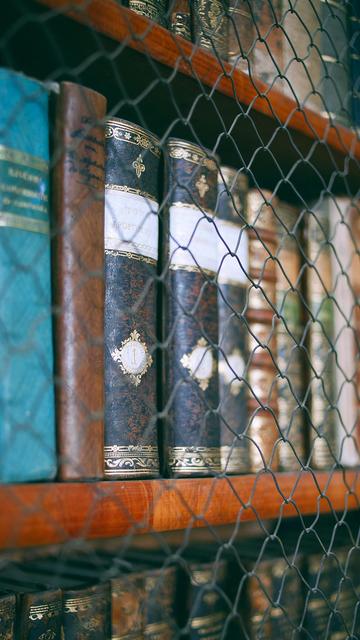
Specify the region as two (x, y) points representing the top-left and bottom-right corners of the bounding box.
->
(63, 582), (111, 639)
(193, 0), (229, 59)
(144, 567), (177, 639)
(251, 0), (284, 87)
(317, 0), (350, 125)
(164, 138), (221, 476)
(227, 1), (254, 72)
(186, 560), (228, 640)
(304, 552), (341, 637)
(306, 201), (337, 469)
(128, 0), (168, 26)
(0, 593), (15, 639)
(281, 0), (322, 112)
(104, 119), (161, 479)
(276, 201), (306, 470)
(111, 572), (145, 640)
(349, 3), (360, 130)
(217, 167), (249, 474)
(53, 81), (106, 480)
(0, 68), (56, 482)
(170, 0), (192, 40)
(247, 189), (279, 472)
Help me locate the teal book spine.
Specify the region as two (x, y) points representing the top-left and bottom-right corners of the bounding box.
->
(0, 68), (56, 481)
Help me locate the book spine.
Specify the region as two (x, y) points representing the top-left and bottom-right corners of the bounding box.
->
(63, 583), (111, 639)
(128, 0), (168, 26)
(248, 561), (272, 639)
(53, 82), (106, 480)
(307, 201), (337, 469)
(17, 590), (62, 640)
(349, 5), (360, 128)
(276, 202), (306, 470)
(193, 0), (229, 59)
(111, 573), (145, 640)
(0, 594), (15, 640)
(144, 567), (177, 639)
(269, 558), (303, 637)
(251, 0), (283, 86)
(227, 0), (254, 71)
(217, 167), (249, 474)
(0, 69), (56, 482)
(170, 0), (192, 40)
(104, 119), (161, 479)
(304, 553), (338, 637)
(247, 189), (279, 472)
(187, 561), (228, 640)
(164, 138), (220, 476)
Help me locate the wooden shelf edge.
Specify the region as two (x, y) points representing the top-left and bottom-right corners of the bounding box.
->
(35, 0), (360, 161)
(0, 470), (358, 550)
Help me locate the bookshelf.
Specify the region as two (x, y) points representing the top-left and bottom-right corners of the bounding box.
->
(0, 0), (358, 550)
(0, 470), (358, 550)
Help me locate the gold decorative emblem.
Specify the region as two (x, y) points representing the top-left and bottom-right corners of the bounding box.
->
(39, 632), (56, 640)
(111, 330), (152, 386)
(195, 174), (209, 199)
(132, 153), (145, 178)
(180, 337), (214, 391)
(218, 348), (245, 396)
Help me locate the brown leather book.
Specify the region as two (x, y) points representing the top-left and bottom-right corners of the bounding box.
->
(111, 572), (145, 639)
(53, 82), (107, 480)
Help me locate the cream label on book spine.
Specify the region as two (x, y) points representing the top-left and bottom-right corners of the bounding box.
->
(105, 190), (159, 262)
(169, 204), (217, 273)
(217, 219), (248, 285)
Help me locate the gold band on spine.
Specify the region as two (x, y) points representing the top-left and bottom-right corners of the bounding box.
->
(105, 120), (161, 158)
(105, 183), (158, 203)
(168, 140), (217, 169)
(221, 445), (249, 474)
(190, 611), (226, 630)
(105, 249), (156, 265)
(169, 263), (215, 277)
(0, 211), (49, 234)
(0, 144), (48, 172)
(168, 446), (221, 473)
(104, 444), (159, 477)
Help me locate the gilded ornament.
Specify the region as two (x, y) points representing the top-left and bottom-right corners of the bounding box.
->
(195, 174), (209, 199)
(132, 154), (145, 179)
(180, 337), (214, 390)
(111, 330), (152, 386)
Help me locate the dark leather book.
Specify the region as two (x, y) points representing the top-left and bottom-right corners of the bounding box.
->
(246, 189), (279, 472)
(53, 81), (106, 481)
(193, 0), (229, 59)
(276, 201), (306, 471)
(0, 577), (62, 640)
(186, 560), (228, 640)
(349, 3), (360, 129)
(128, 0), (168, 26)
(306, 200), (337, 469)
(0, 593), (15, 640)
(227, 1), (254, 72)
(164, 138), (220, 476)
(251, 0), (284, 87)
(111, 572), (145, 640)
(143, 567), (178, 639)
(169, 0), (192, 40)
(217, 167), (249, 474)
(104, 119), (161, 479)
(62, 582), (110, 640)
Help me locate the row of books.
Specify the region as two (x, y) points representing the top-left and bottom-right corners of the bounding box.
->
(124, 0), (360, 129)
(1, 67), (359, 484)
(0, 545), (359, 639)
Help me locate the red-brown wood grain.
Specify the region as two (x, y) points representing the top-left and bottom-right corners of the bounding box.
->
(36, 0), (360, 160)
(0, 471), (358, 550)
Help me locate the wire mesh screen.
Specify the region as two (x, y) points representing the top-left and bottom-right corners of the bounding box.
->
(0, 0), (360, 638)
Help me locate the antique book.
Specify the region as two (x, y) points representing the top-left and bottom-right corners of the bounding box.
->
(349, 2), (360, 129)
(143, 567), (177, 639)
(186, 560), (228, 639)
(276, 201), (306, 470)
(111, 572), (145, 640)
(304, 552), (342, 637)
(193, 0), (229, 59)
(227, 0), (254, 72)
(53, 81), (106, 480)
(62, 582), (111, 640)
(0, 593), (15, 640)
(104, 119), (161, 479)
(281, 0), (322, 112)
(128, 0), (168, 26)
(317, 0), (350, 125)
(251, 0), (284, 88)
(349, 202), (360, 456)
(217, 167), (249, 474)
(0, 68), (56, 482)
(306, 199), (337, 469)
(329, 197), (359, 467)
(169, 0), (191, 40)
(164, 138), (221, 476)
(246, 189), (279, 472)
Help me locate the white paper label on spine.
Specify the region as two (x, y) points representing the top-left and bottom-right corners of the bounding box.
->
(217, 219), (248, 285)
(169, 204), (217, 273)
(105, 190), (159, 261)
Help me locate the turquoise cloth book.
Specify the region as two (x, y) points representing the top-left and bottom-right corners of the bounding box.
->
(0, 69), (56, 481)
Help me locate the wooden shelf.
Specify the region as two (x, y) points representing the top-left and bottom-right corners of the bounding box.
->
(35, 0), (360, 161)
(0, 471), (358, 550)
